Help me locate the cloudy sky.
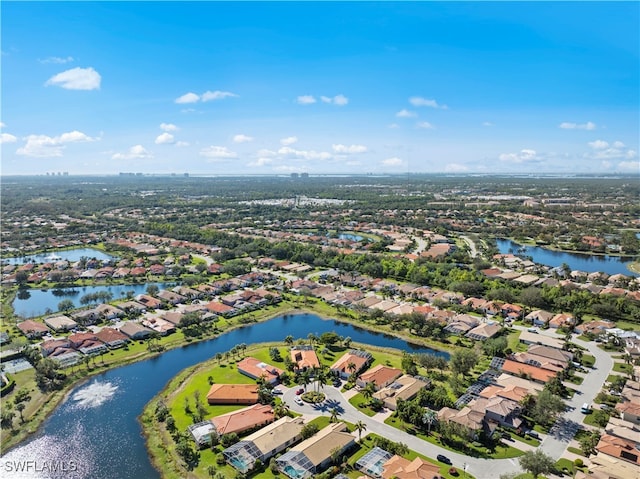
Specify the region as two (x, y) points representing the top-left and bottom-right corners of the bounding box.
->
(1, 2), (638, 175)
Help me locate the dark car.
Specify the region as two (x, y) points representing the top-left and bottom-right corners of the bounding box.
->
(295, 388), (304, 395)
(501, 432), (512, 440)
(436, 454), (451, 464)
(333, 379), (341, 387)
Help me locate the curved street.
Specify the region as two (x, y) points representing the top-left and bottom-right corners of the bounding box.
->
(280, 327), (614, 479)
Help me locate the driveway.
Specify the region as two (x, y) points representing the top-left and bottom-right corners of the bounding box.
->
(280, 330), (615, 479)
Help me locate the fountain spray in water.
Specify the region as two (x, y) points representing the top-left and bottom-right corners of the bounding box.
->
(71, 381), (118, 409)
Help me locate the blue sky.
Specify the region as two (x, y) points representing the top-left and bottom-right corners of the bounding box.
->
(1, 1), (638, 175)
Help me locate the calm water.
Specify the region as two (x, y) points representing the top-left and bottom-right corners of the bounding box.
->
(496, 238), (637, 276)
(13, 283), (173, 319)
(0, 313), (447, 479)
(2, 248), (115, 265)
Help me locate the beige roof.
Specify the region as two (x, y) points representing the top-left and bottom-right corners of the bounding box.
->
(527, 344), (573, 362)
(437, 406), (484, 430)
(519, 331), (564, 349)
(495, 373), (544, 392)
(590, 452), (640, 479)
(373, 375), (429, 408)
(245, 416), (305, 455)
(289, 422), (354, 467)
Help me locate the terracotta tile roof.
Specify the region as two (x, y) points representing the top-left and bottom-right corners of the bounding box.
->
(205, 301), (235, 314)
(211, 404), (274, 435)
(330, 351), (371, 375)
(358, 364), (403, 390)
(596, 433), (640, 465)
(290, 347), (320, 370)
(500, 359), (557, 383)
(382, 455), (440, 479)
(237, 357), (283, 383)
(206, 384), (259, 404)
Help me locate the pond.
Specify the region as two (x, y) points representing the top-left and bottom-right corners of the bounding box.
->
(496, 238), (637, 276)
(2, 248), (115, 265)
(0, 313), (447, 479)
(13, 283), (174, 318)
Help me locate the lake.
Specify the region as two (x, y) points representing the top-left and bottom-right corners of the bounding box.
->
(13, 283), (174, 319)
(0, 313), (447, 479)
(2, 248), (115, 265)
(496, 238), (637, 276)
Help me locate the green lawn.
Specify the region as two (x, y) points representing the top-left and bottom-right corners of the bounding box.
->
(348, 392), (378, 417)
(612, 362), (633, 373)
(581, 354), (595, 368)
(384, 416), (525, 459)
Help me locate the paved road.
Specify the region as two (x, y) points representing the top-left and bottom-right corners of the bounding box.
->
(280, 328), (614, 479)
(460, 235), (479, 258)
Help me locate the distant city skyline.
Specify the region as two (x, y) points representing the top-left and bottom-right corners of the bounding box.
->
(1, 1), (638, 175)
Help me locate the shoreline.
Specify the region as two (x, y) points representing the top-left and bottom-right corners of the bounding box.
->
(1, 299), (449, 453)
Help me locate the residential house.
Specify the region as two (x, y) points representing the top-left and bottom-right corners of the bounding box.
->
(494, 373), (544, 393)
(223, 417), (305, 473)
(206, 384), (259, 405)
(467, 396), (522, 430)
(71, 308), (101, 326)
(493, 357), (558, 384)
(478, 384), (530, 404)
(157, 290), (186, 305)
(615, 402), (640, 425)
(518, 331), (564, 349)
(525, 310), (554, 327)
(68, 332), (108, 355)
(275, 422), (355, 479)
(44, 315), (78, 332)
(575, 320), (616, 336)
(135, 294), (163, 309)
(466, 322), (502, 341)
(210, 404), (275, 436)
(381, 454), (441, 479)
(594, 434), (640, 468)
(527, 344), (573, 363)
(16, 319), (49, 339)
(237, 357), (283, 384)
(142, 317), (176, 336)
(511, 352), (567, 372)
(548, 313), (575, 329)
(437, 406), (487, 438)
(290, 346), (320, 372)
(119, 322), (153, 340)
(95, 303), (124, 320)
(373, 375), (430, 411)
(94, 327), (129, 348)
(357, 364), (403, 391)
(444, 314), (479, 335)
(330, 350), (373, 379)
(205, 301), (236, 317)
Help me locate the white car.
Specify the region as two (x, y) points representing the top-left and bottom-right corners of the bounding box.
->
(294, 397), (304, 406)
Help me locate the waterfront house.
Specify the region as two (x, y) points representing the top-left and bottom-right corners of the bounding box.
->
(141, 317), (176, 336)
(135, 294), (163, 309)
(95, 303), (124, 320)
(290, 346), (320, 372)
(44, 315), (78, 332)
(330, 350), (373, 379)
(237, 357), (283, 384)
(223, 416), (305, 473)
(16, 319), (49, 339)
(210, 404), (275, 436)
(68, 332), (108, 355)
(118, 321), (153, 340)
(356, 364), (403, 391)
(466, 322), (502, 340)
(206, 384), (259, 405)
(94, 327), (129, 348)
(275, 422), (355, 479)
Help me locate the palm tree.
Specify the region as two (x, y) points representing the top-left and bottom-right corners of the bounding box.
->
(361, 381), (376, 402)
(215, 352), (222, 364)
(284, 335), (294, 346)
(274, 401), (290, 419)
(422, 409), (437, 435)
(299, 369), (311, 392)
(354, 420), (367, 441)
(347, 361), (357, 375)
(315, 367), (328, 393)
(329, 407), (340, 423)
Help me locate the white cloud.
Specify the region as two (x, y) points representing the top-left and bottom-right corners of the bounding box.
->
(321, 94), (348, 106)
(0, 122), (5, 128)
(257, 148), (277, 157)
(381, 157), (403, 166)
(445, 163), (470, 172)
(613, 141), (626, 148)
(39, 56), (74, 64)
(396, 109), (416, 118)
(17, 130), (96, 157)
(200, 146), (238, 160)
(280, 136), (298, 146)
(416, 121), (434, 129)
(202, 90), (238, 102)
(112, 145), (152, 160)
(248, 158), (273, 167)
(617, 161), (640, 172)
(155, 132), (175, 145)
(296, 95), (316, 105)
(160, 123), (179, 132)
(588, 140), (609, 150)
(175, 92), (200, 104)
(0, 133), (17, 144)
(45, 67), (101, 90)
(332, 144), (367, 154)
(388, 123), (399, 129)
(233, 134), (254, 143)
(482, 122), (493, 127)
(175, 141), (190, 147)
(499, 149), (540, 163)
(277, 146), (332, 161)
(409, 96), (448, 109)
(559, 121), (596, 130)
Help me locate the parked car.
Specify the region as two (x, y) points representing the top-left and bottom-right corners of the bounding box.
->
(294, 397), (304, 406)
(295, 388), (304, 395)
(436, 454), (451, 464)
(333, 379), (342, 387)
(501, 432), (512, 440)
(272, 388), (283, 395)
(527, 328), (538, 333)
(526, 430), (540, 440)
